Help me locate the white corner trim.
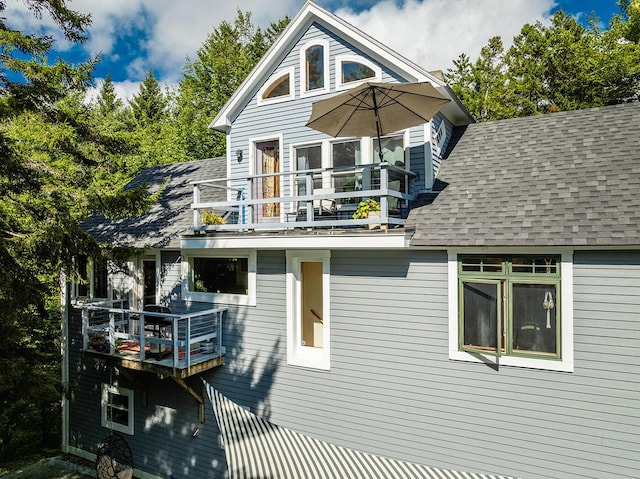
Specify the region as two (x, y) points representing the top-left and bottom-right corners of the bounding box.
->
(447, 250), (574, 373)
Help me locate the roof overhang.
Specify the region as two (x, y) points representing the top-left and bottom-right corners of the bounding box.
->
(209, 0), (472, 131)
(181, 230), (412, 250)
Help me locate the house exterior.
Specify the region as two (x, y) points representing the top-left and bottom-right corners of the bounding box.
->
(61, 2), (640, 479)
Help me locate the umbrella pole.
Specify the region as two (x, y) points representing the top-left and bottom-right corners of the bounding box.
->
(371, 88), (384, 162)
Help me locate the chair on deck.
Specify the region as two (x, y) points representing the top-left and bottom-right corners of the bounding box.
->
(387, 180), (401, 215)
(313, 187), (337, 217)
(143, 304), (172, 359)
(293, 187), (336, 222)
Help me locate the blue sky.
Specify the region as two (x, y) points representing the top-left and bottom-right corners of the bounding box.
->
(5, 0), (623, 101)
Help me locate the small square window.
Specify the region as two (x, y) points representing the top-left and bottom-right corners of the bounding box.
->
(101, 384), (134, 435)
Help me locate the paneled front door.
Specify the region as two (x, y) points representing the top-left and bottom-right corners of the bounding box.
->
(256, 141), (280, 218)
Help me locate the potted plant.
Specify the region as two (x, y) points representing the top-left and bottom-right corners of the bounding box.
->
(200, 209), (226, 226)
(352, 198), (380, 219)
(352, 198), (383, 229)
(89, 333), (108, 352)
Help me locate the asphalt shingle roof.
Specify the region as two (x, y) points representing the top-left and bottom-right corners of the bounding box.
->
(407, 103), (640, 247)
(83, 157), (227, 249)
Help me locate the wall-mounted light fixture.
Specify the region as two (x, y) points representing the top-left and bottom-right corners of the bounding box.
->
(236, 149), (243, 162)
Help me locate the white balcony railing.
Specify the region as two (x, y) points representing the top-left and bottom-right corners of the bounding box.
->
(191, 162), (416, 232)
(82, 301), (226, 372)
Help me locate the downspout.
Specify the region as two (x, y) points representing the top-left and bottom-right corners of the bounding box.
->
(60, 270), (70, 453)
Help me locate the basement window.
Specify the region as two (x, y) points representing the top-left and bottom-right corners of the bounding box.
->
(101, 384), (134, 435)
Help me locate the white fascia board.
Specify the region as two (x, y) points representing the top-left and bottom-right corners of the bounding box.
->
(210, 0), (471, 131)
(181, 232), (410, 250)
(209, 2), (319, 131)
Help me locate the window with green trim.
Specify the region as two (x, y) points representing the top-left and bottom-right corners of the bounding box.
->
(459, 255), (560, 359)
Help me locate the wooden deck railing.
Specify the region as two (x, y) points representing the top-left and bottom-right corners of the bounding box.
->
(192, 161), (416, 232)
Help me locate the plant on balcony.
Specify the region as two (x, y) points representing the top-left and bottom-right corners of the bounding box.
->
(200, 209), (226, 225)
(352, 198), (380, 219)
(89, 333), (108, 352)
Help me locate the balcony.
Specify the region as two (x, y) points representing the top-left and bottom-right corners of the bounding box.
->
(81, 300), (226, 379)
(191, 161), (416, 232)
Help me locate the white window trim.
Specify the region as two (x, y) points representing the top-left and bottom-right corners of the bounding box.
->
(423, 122), (435, 191)
(300, 39), (330, 98)
(286, 250), (331, 370)
(335, 54), (381, 91)
(432, 118), (447, 156)
(101, 383), (134, 435)
(182, 249), (257, 306)
(447, 250), (574, 372)
(257, 67), (295, 106)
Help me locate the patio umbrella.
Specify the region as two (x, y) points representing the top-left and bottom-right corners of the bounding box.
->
(305, 81), (450, 161)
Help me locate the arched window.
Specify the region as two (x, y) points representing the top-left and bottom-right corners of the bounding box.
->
(300, 40), (328, 96)
(305, 45), (324, 91)
(258, 68), (294, 105)
(341, 61), (375, 84)
(263, 73), (290, 100)
(335, 55), (381, 90)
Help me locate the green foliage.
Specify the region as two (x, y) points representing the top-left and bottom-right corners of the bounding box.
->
(0, 1), (159, 460)
(446, 7), (640, 121)
(200, 209), (226, 225)
(352, 198), (381, 219)
(130, 69), (167, 127)
(173, 9), (289, 160)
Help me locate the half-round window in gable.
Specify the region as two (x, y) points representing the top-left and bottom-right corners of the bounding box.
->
(263, 73), (291, 100)
(341, 61), (375, 84)
(335, 55), (381, 90)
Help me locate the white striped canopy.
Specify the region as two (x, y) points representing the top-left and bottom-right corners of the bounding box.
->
(205, 382), (521, 479)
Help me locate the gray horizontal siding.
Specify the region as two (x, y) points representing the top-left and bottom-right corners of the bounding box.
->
(70, 249), (640, 478)
(207, 249), (639, 479)
(228, 22), (425, 196)
(159, 250), (181, 303)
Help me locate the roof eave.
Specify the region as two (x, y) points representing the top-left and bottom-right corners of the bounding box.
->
(209, 0), (473, 131)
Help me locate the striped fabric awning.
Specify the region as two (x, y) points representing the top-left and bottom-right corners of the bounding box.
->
(205, 382), (520, 479)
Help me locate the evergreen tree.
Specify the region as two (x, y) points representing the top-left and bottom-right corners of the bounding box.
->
(0, 1), (155, 458)
(173, 9), (289, 160)
(96, 73), (123, 116)
(446, 6), (640, 121)
(130, 69), (167, 127)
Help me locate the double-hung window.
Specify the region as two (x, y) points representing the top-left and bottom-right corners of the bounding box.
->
(331, 139), (362, 196)
(450, 253), (574, 372)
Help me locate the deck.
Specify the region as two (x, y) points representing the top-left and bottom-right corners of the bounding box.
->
(81, 300), (226, 379)
(192, 161), (416, 232)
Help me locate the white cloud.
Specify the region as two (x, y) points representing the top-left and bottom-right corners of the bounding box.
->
(4, 0), (561, 85)
(334, 0), (556, 72)
(85, 78), (141, 105)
